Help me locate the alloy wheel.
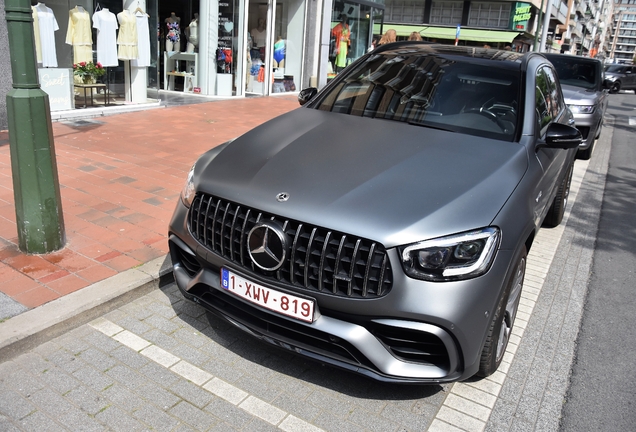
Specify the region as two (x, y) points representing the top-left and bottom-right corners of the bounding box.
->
(496, 256), (526, 362)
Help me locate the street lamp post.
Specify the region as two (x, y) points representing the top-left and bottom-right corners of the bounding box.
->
(4, 0), (65, 253)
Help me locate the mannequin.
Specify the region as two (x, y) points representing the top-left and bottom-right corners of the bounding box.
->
(66, 5), (93, 64)
(330, 14), (350, 72)
(165, 12), (181, 52)
(185, 13), (198, 53)
(116, 9), (138, 60)
(273, 36), (285, 68)
(92, 8), (118, 67)
(251, 18), (266, 49)
(33, 3), (59, 67)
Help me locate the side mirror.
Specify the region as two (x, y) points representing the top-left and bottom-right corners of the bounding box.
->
(544, 123), (582, 149)
(298, 87), (318, 106)
(602, 79), (613, 90)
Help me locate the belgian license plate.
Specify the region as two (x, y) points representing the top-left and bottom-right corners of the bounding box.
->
(221, 268), (315, 323)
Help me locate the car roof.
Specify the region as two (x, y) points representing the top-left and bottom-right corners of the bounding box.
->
(372, 42), (530, 71)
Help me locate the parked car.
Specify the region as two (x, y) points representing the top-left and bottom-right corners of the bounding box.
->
(169, 43), (581, 383)
(604, 64), (636, 94)
(543, 53), (608, 160)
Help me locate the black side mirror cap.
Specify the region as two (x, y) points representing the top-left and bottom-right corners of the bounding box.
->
(543, 123), (582, 149)
(298, 87), (318, 106)
(602, 79), (613, 89)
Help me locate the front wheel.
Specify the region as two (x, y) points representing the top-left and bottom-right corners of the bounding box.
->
(610, 81), (621, 94)
(544, 162), (574, 227)
(478, 246), (527, 377)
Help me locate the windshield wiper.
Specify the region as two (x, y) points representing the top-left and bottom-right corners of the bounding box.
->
(407, 120), (456, 132)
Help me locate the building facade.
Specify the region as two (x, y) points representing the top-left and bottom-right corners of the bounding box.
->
(609, 0), (636, 63)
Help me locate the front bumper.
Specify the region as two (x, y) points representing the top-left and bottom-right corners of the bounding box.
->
(168, 200), (514, 383)
(571, 111), (602, 150)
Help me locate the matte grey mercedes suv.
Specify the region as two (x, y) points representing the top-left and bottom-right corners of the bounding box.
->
(169, 43), (581, 383)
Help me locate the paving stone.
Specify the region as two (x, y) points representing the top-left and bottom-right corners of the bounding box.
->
(204, 397), (254, 429)
(45, 349), (85, 374)
(18, 410), (66, 432)
(313, 411), (366, 432)
(0, 387), (37, 420)
(36, 366), (81, 395)
(272, 392), (322, 423)
(234, 374), (282, 404)
(239, 395), (287, 425)
(81, 330), (122, 353)
(141, 328), (181, 351)
(78, 347), (120, 372)
(348, 407), (399, 432)
(168, 343), (211, 367)
(101, 383), (145, 411)
(0, 367), (46, 396)
(65, 386), (109, 416)
(169, 378), (215, 409)
(143, 313), (182, 334)
(105, 365), (147, 391)
(380, 402), (431, 431)
(132, 404), (180, 432)
(170, 360), (213, 386)
(169, 400), (219, 430)
(136, 382), (181, 409)
(110, 345), (152, 370)
(138, 359), (181, 385)
(94, 405), (148, 432)
(305, 389), (355, 419)
(73, 366), (115, 392)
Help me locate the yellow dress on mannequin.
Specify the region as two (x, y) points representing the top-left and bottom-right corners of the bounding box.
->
(116, 10), (138, 60)
(66, 6), (93, 64)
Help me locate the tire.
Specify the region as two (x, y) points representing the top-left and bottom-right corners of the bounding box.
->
(544, 161), (574, 228)
(478, 246), (527, 377)
(610, 81), (621, 94)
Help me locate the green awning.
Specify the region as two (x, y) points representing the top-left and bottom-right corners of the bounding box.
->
(374, 24), (521, 44)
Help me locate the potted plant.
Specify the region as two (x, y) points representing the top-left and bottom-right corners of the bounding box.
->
(73, 61), (106, 84)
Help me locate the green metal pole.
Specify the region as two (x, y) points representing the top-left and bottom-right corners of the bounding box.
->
(534, 0), (545, 51)
(5, 0), (65, 253)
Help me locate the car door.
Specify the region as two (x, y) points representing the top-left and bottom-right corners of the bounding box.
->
(533, 65), (570, 224)
(628, 66), (636, 89)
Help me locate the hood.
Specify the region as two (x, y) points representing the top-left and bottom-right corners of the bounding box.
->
(561, 84), (600, 105)
(194, 108), (528, 247)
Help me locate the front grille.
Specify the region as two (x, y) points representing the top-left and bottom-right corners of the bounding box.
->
(189, 193), (393, 298)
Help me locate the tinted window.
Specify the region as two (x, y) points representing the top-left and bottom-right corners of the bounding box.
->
(314, 48), (522, 141)
(544, 56), (599, 90)
(606, 65), (628, 73)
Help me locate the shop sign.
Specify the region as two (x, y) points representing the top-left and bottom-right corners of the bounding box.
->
(37, 68), (73, 111)
(511, 2), (532, 32)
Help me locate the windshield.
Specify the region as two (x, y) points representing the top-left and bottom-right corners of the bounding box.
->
(545, 56), (599, 90)
(605, 65), (628, 74)
(313, 47), (522, 141)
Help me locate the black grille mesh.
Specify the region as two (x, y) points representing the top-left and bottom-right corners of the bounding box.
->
(189, 193), (393, 298)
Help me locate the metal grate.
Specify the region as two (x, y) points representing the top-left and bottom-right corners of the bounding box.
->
(189, 193), (393, 298)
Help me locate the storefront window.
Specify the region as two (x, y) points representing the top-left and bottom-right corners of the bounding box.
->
(328, 4), (375, 79)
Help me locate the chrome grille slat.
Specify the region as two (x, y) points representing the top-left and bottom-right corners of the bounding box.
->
(188, 193), (393, 299)
(304, 228), (317, 288)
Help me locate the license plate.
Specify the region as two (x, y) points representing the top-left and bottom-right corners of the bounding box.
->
(221, 268), (315, 323)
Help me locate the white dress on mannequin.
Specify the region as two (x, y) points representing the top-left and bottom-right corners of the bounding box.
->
(132, 11), (150, 67)
(92, 8), (119, 67)
(35, 3), (59, 67)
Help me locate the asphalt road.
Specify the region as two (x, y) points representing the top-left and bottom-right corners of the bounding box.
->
(559, 92), (636, 431)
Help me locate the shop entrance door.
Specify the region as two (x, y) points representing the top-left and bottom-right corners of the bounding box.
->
(246, 0), (275, 95)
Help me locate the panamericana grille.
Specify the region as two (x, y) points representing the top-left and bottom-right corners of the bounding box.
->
(189, 193), (393, 298)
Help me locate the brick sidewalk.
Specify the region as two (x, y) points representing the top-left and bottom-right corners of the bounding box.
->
(0, 96), (298, 313)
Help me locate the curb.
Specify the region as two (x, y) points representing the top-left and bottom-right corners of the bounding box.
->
(0, 255), (173, 362)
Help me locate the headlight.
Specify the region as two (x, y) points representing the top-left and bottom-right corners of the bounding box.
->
(568, 104), (595, 114)
(180, 164), (196, 208)
(399, 227), (500, 282)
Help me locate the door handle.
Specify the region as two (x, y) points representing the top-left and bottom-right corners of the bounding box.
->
(568, 118), (575, 125)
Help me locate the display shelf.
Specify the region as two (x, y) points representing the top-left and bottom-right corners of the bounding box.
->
(164, 52), (197, 92)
